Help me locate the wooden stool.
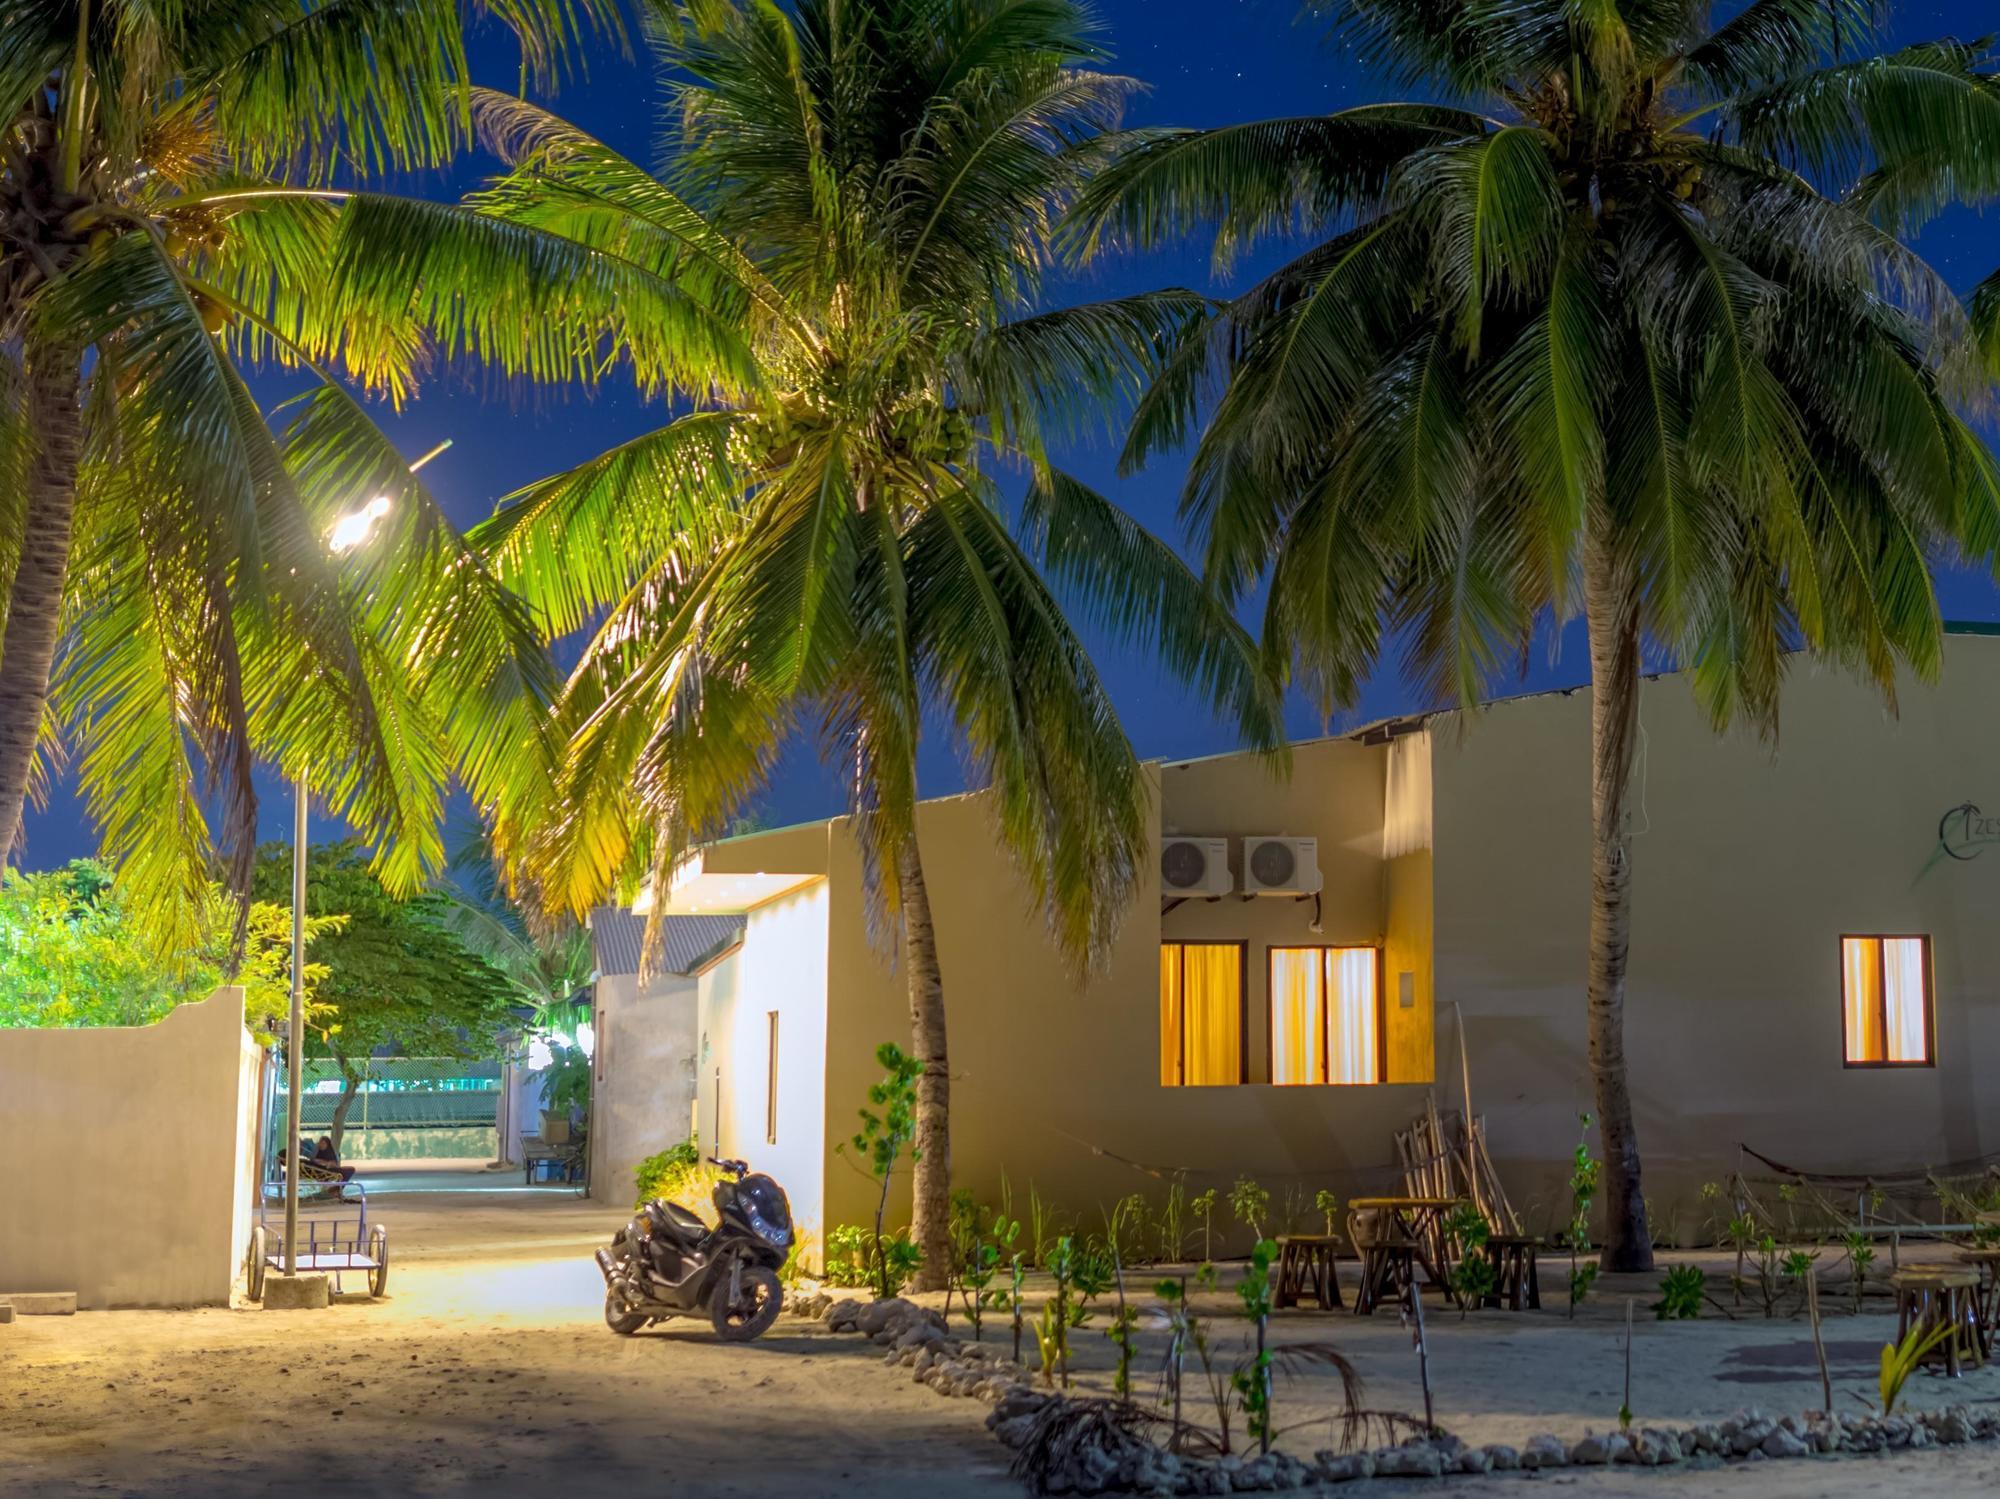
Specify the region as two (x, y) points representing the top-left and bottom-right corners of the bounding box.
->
(1351, 1233), (1417, 1315)
(1954, 1249), (2000, 1348)
(1483, 1235), (1542, 1310)
(1274, 1235), (1344, 1310)
(1892, 1269), (1986, 1376)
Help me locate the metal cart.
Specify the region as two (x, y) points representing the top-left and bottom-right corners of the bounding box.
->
(247, 1177), (388, 1300)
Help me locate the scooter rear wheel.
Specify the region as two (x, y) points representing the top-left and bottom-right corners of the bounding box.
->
(605, 1286), (650, 1335)
(711, 1265), (782, 1342)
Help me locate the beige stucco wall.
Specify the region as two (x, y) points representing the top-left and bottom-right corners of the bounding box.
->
(0, 987), (262, 1308)
(708, 745), (1440, 1264)
(695, 879), (831, 1262)
(1433, 638), (2000, 1240)
(591, 971), (701, 1207)
(690, 635), (2000, 1262)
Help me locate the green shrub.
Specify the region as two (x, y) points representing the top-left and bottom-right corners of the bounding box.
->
(634, 1137), (701, 1209)
(825, 1222), (922, 1293)
(1651, 1264), (1705, 1320)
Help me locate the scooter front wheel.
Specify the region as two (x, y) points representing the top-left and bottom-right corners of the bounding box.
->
(711, 1265), (782, 1342)
(605, 1286), (650, 1335)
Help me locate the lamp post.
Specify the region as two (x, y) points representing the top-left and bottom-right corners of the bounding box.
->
(278, 439), (449, 1284)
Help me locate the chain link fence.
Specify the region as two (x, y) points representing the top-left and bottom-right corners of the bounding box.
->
(274, 1057), (502, 1161)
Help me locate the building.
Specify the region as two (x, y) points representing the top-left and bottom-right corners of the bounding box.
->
(623, 628), (2000, 1263)
(585, 908), (741, 1203)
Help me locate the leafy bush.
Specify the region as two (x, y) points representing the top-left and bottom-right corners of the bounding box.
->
(1651, 1264), (1705, 1320)
(634, 1137), (727, 1224)
(1229, 1176), (1270, 1242)
(824, 1222), (922, 1293)
(634, 1137), (701, 1208)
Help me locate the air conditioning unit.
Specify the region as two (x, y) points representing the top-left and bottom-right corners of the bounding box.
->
(1242, 836), (1322, 895)
(1160, 836), (1232, 897)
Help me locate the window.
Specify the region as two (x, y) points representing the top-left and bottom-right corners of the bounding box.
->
(1269, 946), (1382, 1084)
(1841, 936), (1933, 1067)
(1159, 942), (1246, 1085)
(765, 1010), (780, 1144)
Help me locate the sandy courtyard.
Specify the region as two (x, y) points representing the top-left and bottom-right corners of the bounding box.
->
(5, 1177), (2000, 1496)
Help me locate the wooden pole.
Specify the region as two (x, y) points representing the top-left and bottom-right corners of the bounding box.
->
(1806, 1271), (1832, 1414)
(1455, 1002), (1484, 1219)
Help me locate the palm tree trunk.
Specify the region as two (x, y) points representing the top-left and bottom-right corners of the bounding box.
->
(0, 338), (84, 864)
(1583, 535), (1654, 1273)
(897, 836), (951, 1292)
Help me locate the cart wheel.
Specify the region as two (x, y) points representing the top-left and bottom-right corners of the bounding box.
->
(368, 1224), (389, 1298)
(246, 1225), (268, 1301)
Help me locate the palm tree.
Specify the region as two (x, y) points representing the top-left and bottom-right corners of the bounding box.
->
(0, 0), (743, 951)
(463, 0), (1280, 1281)
(1069, 0), (2000, 1268)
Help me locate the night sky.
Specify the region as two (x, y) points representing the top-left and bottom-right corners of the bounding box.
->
(21, 0), (2000, 869)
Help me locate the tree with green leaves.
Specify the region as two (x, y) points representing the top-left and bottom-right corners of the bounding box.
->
(0, 0), (723, 957)
(0, 856), (331, 1036)
(1070, 0), (2000, 1269)
(254, 838), (516, 1151)
(463, 0), (1280, 1283)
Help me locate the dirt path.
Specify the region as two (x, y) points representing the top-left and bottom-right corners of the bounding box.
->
(5, 1190), (1999, 1496)
(1, 1187), (1017, 1498)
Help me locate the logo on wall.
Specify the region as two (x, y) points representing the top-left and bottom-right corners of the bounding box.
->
(1938, 802), (2000, 861)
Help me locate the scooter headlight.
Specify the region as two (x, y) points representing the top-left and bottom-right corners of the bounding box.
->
(739, 1176), (792, 1248)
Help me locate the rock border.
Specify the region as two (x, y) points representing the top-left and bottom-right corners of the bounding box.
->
(787, 1291), (2000, 1494)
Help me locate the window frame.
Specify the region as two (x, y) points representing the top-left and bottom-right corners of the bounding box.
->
(1839, 933), (1936, 1071)
(1159, 940), (1250, 1086)
(765, 1010), (781, 1143)
(1265, 944), (1387, 1086)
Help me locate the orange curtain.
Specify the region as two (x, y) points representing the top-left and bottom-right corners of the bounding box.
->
(1182, 945), (1241, 1085)
(1159, 948), (1184, 1085)
(1883, 938), (1928, 1063)
(1269, 949), (1325, 1085)
(1843, 938), (1884, 1063)
(1327, 947), (1380, 1084)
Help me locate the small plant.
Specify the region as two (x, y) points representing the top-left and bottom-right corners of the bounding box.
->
(1105, 1194), (1148, 1272)
(1229, 1239), (1279, 1453)
(961, 1203), (1021, 1342)
(1106, 1236), (1138, 1397)
(1725, 1212), (1757, 1309)
(1697, 1180), (1724, 1243)
(1567, 1113), (1602, 1317)
(1158, 1179), (1188, 1263)
(1229, 1176), (1270, 1242)
(1879, 1320), (1953, 1414)
(1029, 1182), (1067, 1268)
(1651, 1264), (1704, 1320)
(835, 1041), (924, 1299)
(1279, 1181), (1312, 1236)
(1841, 1230), (1877, 1313)
(1443, 1200), (1495, 1315)
(823, 1222), (922, 1292)
(1008, 1252), (1027, 1364)
(1781, 1246), (1821, 1301)
(1033, 1236), (1076, 1388)
(1191, 1188), (1219, 1261)
(1315, 1188), (1341, 1238)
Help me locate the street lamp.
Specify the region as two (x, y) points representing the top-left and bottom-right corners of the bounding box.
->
(276, 439), (449, 1289)
(280, 493), (393, 1282)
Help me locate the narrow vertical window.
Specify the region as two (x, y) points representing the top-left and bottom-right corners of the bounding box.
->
(765, 1010), (780, 1144)
(1158, 943), (1245, 1085)
(1269, 946), (1382, 1084)
(1842, 936), (1933, 1066)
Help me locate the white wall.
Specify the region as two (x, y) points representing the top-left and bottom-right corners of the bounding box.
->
(696, 881), (829, 1264)
(0, 987), (261, 1307)
(591, 970), (700, 1206)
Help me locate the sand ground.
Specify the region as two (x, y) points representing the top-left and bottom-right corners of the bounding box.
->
(4, 1171), (1999, 1496)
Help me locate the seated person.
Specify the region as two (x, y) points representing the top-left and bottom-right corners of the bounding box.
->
(312, 1136), (357, 1185)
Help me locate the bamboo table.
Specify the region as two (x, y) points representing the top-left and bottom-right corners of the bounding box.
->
(1349, 1195), (1460, 1302)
